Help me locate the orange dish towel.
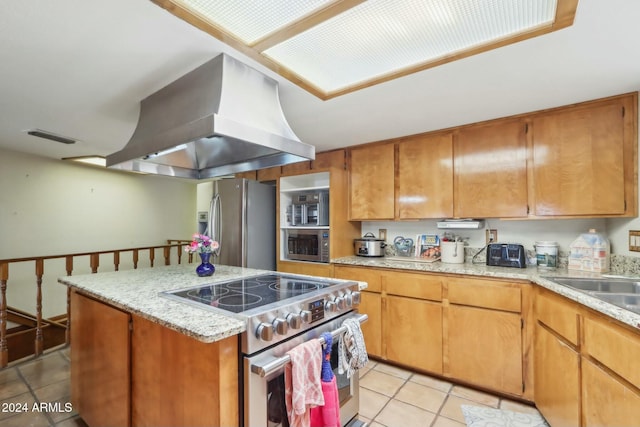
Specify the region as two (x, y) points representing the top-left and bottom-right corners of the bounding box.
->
(285, 339), (325, 427)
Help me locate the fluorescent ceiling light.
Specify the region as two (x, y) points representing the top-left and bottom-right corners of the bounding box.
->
(63, 156), (107, 167)
(154, 0), (577, 99)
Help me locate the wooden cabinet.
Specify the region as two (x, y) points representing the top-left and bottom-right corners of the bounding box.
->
(383, 273), (443, 373)
(535, 288), (640, 427)
(582, 360), (640, 427)
(70, 291), (131, 427)
(312, 149), (346, 170)
(534, 323), (580, 427)
(446, 277), (525, 395)
(348, 143), (395, 220)
(334, 265), (383, 358)
(397, 132), (453, 219)
(71, 291), (239, 427)
(131, 315), (238, 427)
(257, 165), (282, 182)
(531, 94), (637, 217)
(454, 119), (528, 218)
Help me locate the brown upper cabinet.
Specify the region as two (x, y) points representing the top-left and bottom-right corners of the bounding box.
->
(348, 92), (638, 220)
(348, 143), (395, 220)
(530, 94), (637, 217)
(398, 132), (454, 219)
(454, 119), (528, 218)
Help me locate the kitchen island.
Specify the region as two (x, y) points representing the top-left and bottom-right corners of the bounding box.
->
(59, 264), (275, 427)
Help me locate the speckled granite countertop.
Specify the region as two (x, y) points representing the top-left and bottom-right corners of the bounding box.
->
(60, 264), (275, 343)
(59, 264), (368, 344)
(332, 256), (640, 330)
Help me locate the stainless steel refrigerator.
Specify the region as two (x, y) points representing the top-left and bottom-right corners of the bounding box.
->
(207, 178), (276, 270)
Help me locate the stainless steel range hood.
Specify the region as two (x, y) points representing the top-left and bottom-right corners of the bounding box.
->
(106, 54), (314, 179)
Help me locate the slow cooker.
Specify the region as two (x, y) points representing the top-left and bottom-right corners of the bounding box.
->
(354, 233), (386, 257)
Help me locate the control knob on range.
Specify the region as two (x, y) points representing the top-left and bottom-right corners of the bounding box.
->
(286, 313), (302, 329)
(347, 291), (361, 306)
(300, 310), (313, 324)
(255, 323), (273, 341)
(334, 296), (346, 310)
(272, 317), (289, 335)
(325, 300), (337, 313)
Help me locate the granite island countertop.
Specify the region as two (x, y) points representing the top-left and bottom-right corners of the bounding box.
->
(332, 255), (640, 330)
(59, 264), (366, 344)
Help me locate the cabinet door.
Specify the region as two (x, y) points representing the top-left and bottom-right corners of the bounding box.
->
(534, 324), (580, 427)
(357, 291), (382, 358)
(385, 295), (442, 373)
(71, 292), (131, 427)
(312, 149), (346, 170)
(349, 143), (395, 220)
(397, 133), (453, 219)
(532, 101), (625, 216)
(582, 360), (640, 427)
(454, 119), (528, 218)
(447, 304), (523, 395)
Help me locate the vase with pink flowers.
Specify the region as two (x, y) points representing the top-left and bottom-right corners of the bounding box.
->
(184, 233), (219, 277)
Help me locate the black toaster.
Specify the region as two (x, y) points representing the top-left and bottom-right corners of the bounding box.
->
(486, 243), (526, 268)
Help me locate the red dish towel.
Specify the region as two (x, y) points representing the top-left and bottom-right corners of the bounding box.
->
(285, 339), (325, 427)
(310, 375), (341, 427)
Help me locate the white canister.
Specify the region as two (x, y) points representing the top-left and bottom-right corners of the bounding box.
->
(441, 241), (465, 264)
(535, 241), (558, 269)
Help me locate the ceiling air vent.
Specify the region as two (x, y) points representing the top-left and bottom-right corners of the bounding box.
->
(26, 129), (76, 145)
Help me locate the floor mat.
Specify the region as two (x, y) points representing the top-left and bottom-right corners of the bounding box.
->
(461, 405), (550, 427)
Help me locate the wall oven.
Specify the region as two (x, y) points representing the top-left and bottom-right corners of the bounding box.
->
(286, 229), (330, 263)
(245, 312), (366, 427)
(287, 191), (329, 226)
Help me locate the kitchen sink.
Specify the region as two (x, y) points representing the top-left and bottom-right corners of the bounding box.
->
(544, 277), (640, 315)
(591, 293), (640, 314)
(548, 278), (640, 294)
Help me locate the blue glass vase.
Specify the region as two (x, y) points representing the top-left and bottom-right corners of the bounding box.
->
(196, 252), (215, 277)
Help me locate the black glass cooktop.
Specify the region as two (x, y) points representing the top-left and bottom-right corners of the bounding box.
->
(164, 273), (343, 314)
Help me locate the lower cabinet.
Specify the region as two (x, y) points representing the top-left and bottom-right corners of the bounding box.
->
(385, 295), (442, 373)
(359, 290), (383, 358)
(582, 359), (640, 426)
(71, 291), (131, 427)
(447, 304), (522, 395)
(70, 290), (239, 427)
(534, 323), (580, 427)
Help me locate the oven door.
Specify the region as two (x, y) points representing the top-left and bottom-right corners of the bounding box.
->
(243, 312), (367, 427)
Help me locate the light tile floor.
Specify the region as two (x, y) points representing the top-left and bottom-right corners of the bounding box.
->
(357, 360), (543, 427)
(1, 347), (543, 427)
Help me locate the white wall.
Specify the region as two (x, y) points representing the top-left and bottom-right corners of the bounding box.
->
(0, 148), (198, 316)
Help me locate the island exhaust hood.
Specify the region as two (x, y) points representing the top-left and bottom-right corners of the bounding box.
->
(106, 54), (314, 179)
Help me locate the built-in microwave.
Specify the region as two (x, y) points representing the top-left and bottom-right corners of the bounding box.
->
(285, 229), (330, 263)
(287, 191), (329, 226)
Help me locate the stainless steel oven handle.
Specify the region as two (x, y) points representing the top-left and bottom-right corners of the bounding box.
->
(251, 313), (368, 378)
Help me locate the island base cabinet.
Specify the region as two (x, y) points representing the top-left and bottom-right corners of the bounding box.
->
(131, 315), (239, 427)
(447, 305), (522, 395)
(70, 291), (131, 427)
(533, 324), (580, 427)
(385, 295), (442, 373)
(582, 360), (640, 426)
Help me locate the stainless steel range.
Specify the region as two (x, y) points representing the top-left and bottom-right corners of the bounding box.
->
(161, 272), (366, 427)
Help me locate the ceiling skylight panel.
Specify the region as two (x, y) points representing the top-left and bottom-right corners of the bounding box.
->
(174, 0), (333, 44)
(263, 0), (558, 93)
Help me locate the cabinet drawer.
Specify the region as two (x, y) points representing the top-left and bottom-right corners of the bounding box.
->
(383, 273), (442, 301)
(447, 277), (521, 312)
(334, 265), (382, 292)
(583, 315), (640, 389)
(535, 289), (579, 346)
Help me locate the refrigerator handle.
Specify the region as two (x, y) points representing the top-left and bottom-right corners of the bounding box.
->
(208, 193), (222, 256)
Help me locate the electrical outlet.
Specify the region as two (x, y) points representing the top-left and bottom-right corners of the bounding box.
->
(486, 229), (498, 244)
(379, 229), (387, 241)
